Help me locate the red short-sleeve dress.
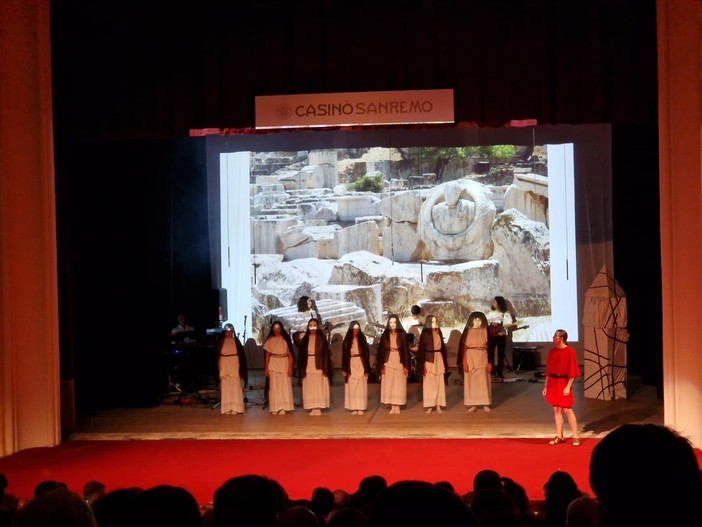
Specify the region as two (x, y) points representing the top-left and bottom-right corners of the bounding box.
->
(545, 345), (580, 408)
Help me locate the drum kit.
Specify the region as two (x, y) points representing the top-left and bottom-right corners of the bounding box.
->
(363, 321), (385, 345)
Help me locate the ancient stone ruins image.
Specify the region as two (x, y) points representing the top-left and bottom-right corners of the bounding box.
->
(246, 145), (552, 361)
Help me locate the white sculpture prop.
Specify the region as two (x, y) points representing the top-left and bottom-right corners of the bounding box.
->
(583, 265), (629, 400)
(419, 180), (496, 261)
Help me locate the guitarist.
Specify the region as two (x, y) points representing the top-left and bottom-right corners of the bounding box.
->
(486, 296), (517, 381)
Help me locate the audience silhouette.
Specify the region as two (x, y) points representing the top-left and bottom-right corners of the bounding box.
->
(564, 496), (598, 527)
(589, 423), (702, 526)
(92, 487), (143, 527)
(138, 485), (201, 527)
(540, 471), (583, 527)
(0, 472), (18, 527)
(349, 475), (387, 511)
(367, 480), (478, 527)
(3, 424), (701, 527)
(14, 487), (95, 527)
(213, 474), (285, 527)
(82, 480), (106, 508)
(310, 486), (334, 524)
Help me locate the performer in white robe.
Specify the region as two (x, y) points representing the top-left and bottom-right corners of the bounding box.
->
(418, 315), (448, 414)
(298, 318), (332, 416)
(218, 323), (247, 414)
(263, 321), (295, 415)
(457, 312), (492, 412)
(378, 315), (410, 414)
(342, 321), (371, 414)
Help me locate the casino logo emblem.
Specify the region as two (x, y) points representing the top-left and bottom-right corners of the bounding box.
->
(275, 104), (293, 120)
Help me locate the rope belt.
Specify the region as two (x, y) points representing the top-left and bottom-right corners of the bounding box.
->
(270, 353), (288, 358)
(220, 353), (238, 357)
(351, 354), (361, 357)
(549, 373), (569, 379)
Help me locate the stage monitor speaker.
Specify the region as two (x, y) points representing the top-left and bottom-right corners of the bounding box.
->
(204, 288), (227, 327)
(513, 347), (538, 371)
(217, 288), (227, 321)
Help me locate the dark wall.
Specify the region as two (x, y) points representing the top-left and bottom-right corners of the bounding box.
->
(50, 1), (657, 140)
(611, 124), (661, 386)
(56, 138), (210, 409)
(50, 1), (661, 410)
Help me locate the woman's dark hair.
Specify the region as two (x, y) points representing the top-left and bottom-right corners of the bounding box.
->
(465, 312), (488, 330)
(383, 314), (405, 332)
(297, 296), (316, 312)
(494, 296), (508, 313)
(423, 315), (439, 329)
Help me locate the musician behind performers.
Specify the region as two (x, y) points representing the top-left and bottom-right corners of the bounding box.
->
(292, 296), (324, 345)
(171, 314), (194, 335)
(486, 296), (517, 381)
(406, 304), (424, 348)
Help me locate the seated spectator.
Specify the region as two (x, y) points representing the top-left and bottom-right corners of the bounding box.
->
(82, 480), (106, 508)
(349, 475), (387, 511)
(470, 487), (521, 527)
(0, 473), (18, 515)
(462, 468), (502, 505)
(92, 487), (144, 527)
(276, 505), (320, 527)
(589, 423), (702, 525)
(367, 480), (478, 527)
(33, 479), (67, 497)
(330, 488), (350, 518)
(565, 496), (599, 527)
(310, 487), (334, 524)
(435, 480), (456, 494)
(138, 485), (201, 527)
(327, 507), (368, 527)
(14, 487), (96, 527)
(540, 471), (582, 527)
(501, 476), (535, 525)
(213, 474), (286, 527)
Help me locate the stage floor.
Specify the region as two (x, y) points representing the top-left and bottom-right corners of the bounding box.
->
(69, 371), (662, 441)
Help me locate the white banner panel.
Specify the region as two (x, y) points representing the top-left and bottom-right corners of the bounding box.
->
(255, 89), (454, 129)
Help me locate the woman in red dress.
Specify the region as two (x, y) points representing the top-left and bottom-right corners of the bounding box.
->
(542, 329), (581, 446)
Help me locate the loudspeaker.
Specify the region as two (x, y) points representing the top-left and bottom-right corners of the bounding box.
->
(202, 288), (227, 327)
(216, 288), (227, 321)
(513, 347), (538, 371)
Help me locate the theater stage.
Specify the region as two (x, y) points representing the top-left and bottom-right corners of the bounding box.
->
(69, 371), (662, 441)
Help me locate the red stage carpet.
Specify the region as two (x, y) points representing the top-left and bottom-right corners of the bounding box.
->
(0, 438), (605, 504)
(3, 438), (702, 506)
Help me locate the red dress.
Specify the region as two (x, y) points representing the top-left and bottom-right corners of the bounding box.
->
(545, 345), (580, 408)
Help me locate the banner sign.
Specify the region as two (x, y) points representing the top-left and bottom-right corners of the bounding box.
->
(255, 89), (454, 129)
